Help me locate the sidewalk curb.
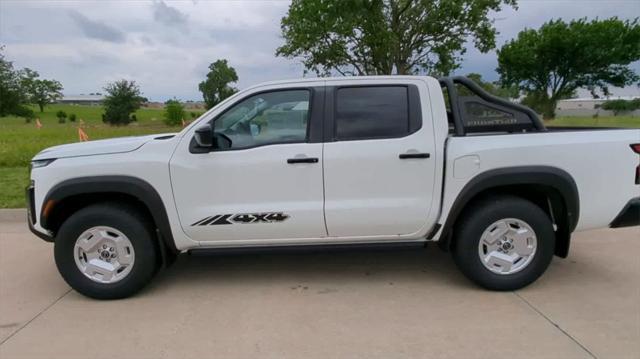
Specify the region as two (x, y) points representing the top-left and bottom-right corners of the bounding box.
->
(0, 208), (27, 222)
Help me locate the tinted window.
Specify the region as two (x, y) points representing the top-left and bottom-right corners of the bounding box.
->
(335, 86), (409, 140)
(214, 90), (310, 149)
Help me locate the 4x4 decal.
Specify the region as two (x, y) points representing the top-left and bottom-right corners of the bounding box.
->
(191, 212), (289, 226)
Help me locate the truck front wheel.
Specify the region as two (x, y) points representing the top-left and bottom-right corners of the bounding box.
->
(452, 196), (555, 291)
(54, 203), (159, 299)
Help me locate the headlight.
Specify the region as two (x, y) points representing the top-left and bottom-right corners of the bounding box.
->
(31, 159), (56, 169)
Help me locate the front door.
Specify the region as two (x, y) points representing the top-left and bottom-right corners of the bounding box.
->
(170, 87), (327, 242)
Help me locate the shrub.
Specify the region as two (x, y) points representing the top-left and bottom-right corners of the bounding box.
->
(56, 110), (67, 123)
(102, 80), (144, 126)
(69, 113), (77, 122)
(13, 105), (35, 120)
(164, 99), (185, 126)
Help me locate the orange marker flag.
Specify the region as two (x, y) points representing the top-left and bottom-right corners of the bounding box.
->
(78, 127), (89, 142)
(36, 118), (42, 129)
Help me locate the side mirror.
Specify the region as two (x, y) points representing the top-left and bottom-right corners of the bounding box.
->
(194, 124), (213, 147)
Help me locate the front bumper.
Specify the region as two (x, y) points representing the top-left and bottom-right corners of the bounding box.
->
(26, 184), (53, 242)
(610, 197), (640, 228)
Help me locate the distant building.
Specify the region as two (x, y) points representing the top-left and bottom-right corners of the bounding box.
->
(143, 102), (164, 109)
(142, 101), (206, 109)
(183, 101), (206, 110)
(555, 96), (640, 117)
(58, 94), (105, 106)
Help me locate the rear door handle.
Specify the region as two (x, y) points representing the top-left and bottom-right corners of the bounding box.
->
(287, 157), (319, 164)
(399, 153), (430, 159)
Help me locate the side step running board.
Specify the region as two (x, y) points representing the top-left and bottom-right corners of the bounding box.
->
(188, 241), (427, 257)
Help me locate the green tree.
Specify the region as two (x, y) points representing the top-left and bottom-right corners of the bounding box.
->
(601, 98), (640, 116)
(21, 68), (64, 112)
(55, 110), (67, 123)
(277, 0), (517, 76)
(198, 59), (238, 109)
(497, 18), (640, 118)
(102, 80), (145, 126)
(163, 98), (185, 126)
(68, 113), (77, 122)
(465, 73), (520, 99)
(0, 47), (33, 118)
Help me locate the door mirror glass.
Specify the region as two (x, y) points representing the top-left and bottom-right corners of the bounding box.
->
(194, 124), (214, 147)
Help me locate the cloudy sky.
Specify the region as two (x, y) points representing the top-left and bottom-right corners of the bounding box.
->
(1, 0), (639, 101)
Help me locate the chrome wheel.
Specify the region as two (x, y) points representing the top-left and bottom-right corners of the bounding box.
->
(477, 218), (537, 275)
(73, 226), (135, 284)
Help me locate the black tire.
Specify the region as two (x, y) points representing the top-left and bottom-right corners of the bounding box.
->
(54, 203), (159, 299)
(452, 195), (555, 291)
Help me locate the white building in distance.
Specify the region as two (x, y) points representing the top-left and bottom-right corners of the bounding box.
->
(57, 94), (105, 106)
(555, 96), (640, 117)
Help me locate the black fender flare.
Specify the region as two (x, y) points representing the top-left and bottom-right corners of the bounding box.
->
(436, 166), (579, 256)
(41, 176), (178, 254)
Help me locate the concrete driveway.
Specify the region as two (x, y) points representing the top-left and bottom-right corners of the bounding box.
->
(0, 210), (638, 359)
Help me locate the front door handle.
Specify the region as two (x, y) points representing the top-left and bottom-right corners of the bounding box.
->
(287, 157), (319, 164)
(399, 153), (430, 159)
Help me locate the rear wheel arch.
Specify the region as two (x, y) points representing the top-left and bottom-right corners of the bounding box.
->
(438, 166), (579, 258)
(40, 176), (178, 261)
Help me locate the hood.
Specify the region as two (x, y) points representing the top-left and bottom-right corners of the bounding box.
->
(32, 133), (177, 161)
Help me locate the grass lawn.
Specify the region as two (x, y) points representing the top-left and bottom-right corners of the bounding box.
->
(1, 104), (179, 167)
(1, 106), (639, 208)
(0, 104), (182, 207)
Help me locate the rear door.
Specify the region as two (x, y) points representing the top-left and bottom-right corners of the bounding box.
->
(323, 80), (437, 237)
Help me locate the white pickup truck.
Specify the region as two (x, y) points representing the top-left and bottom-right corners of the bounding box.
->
(27, 76), (640, 299)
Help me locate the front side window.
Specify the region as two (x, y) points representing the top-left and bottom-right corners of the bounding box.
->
(335, 86), (409, 140)
(214, 90), (310, 149)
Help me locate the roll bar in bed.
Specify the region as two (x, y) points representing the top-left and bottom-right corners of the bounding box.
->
(439, 76), (546, 136)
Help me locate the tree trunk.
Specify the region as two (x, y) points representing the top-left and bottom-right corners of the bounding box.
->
(395, 61), (411, 75)
(544, 96), (560, 120)
(38, 103), (44, 112)
(542, 101), (556, 120)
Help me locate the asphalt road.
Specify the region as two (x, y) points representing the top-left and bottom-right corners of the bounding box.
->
(0, 210), (638, 358)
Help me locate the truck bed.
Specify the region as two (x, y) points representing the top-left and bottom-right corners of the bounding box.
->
(441, 128), (640, 232)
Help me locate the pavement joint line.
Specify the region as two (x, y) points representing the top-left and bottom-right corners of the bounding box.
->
(0, 288), (72, 346)
(513, 291), (598, 359)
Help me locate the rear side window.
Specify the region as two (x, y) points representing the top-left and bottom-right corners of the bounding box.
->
(335, 86), (409, 140)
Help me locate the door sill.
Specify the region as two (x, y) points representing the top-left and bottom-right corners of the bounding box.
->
(188, 240), (427, 256)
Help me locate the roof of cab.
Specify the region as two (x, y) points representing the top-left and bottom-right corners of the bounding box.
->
(244, 75), (437, 91)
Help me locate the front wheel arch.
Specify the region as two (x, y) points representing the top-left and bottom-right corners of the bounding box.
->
(40, 176), (178, 261)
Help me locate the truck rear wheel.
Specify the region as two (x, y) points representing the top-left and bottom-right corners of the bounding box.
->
(452, 196), (555, 291)
(54, 203), (159, 299)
